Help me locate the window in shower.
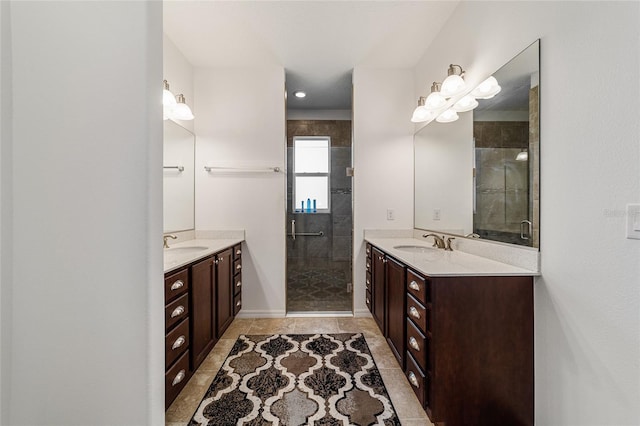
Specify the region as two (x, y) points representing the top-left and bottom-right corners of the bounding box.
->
(293, 137), (330, 213)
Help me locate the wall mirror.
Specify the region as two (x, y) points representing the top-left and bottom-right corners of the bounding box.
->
(163, 120), (195, 233)
(414, 40), (540, 248)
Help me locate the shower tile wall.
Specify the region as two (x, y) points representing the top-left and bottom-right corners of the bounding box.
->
(473, 121), (529, 245)
(287, 120), (352, 312)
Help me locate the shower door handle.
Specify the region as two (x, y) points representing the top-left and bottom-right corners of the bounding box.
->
(291, 219), (296, 241)
(520, 220), (532, 240)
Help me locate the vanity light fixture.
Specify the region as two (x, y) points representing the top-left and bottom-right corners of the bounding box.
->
(171, 94), (195, 121)
(411, 97), (436, 123)
(440, 64), (467, 98)
(424, 82), (447, 111)
(516, 149), (528, 161)
(436, 108), (459, 123)
(294, 91), (306, 98)
(471, 76), (502, 99)
(163, 80), (177, 107)
(452, 94), (479, 112)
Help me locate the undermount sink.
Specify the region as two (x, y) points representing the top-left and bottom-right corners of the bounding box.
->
(165, 246), (209, 255)
(393, 245), (435, 253)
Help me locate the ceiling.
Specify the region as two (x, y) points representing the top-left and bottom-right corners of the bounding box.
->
(163, 1), (459, 111)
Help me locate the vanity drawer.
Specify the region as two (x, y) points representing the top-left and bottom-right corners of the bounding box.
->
(233, 294), (242, 315)
(165, 350), (190, 409)
(407, 269), (429, 305)
(165, 318), (189, 369)
(365, 272), (372, 293)
(407, 319), (429, 373)
(405, 351), (428, 408)
(365, 257), (372, 273)
(233, 244), (242, 259)
(407, 294), (428, 334)
(365, 290), (372, 312)
(165, 293), (189, 331)
(366, 243), (372, 258)
(164, 268), (189, 303)
(234, 275), (242, 295)
(233, 258), (242, 274)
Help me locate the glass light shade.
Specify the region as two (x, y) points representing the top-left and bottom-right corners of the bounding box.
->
(171, 94), (194, 120)
(471, 76), (502, 99)
(425, 92), (447, 111)
(162, 80), (177, 106)
(411, 106), (435, 123)
(435, 108), (459, 123)
(516, 150), (528, 161)
(440, 74), (466, 98)
(452, 94), (478, 112)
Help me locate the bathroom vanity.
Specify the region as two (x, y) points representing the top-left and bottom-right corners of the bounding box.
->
(365, 236), (536, 426)
(163, 237), (243, 409)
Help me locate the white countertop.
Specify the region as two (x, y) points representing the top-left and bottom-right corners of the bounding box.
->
(365, 237), (539, 277)
(164, 238), (244, 273)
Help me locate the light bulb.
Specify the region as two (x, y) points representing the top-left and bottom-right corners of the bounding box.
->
(411, 97), (435, 123)
(472, 76), (501, 99)
(162, 80), (177, 107)
(424, 82), (446, 111)
(452, 94), (478, 112)
(436, 108), (459, 123)
(170, 94), (194, 120)
(440, 65), (466, 98)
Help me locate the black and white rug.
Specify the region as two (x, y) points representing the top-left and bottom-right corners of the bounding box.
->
(189, 333), (401, 425)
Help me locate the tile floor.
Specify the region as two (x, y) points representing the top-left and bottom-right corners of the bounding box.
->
(286, 260), (352, 312)
(165, 316), (433, 425)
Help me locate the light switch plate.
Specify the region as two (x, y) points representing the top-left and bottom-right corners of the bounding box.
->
(386, 209), (395, 221)
(626, 204), (640, 239)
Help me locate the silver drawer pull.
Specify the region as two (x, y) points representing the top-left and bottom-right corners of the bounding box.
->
(366, 298), (370, 304)
(172, 336), (186, 350)
(236, 281), (242, 287)
(171, 306), (185, 318)
(366, 278), (370, 285)
(218, 257), (223, 263)
(172, 370), (186, 386)
(170, 280), (184, 291)
(236, 264), (241, 270)
(408, 371), (419, 388)
(366, 262), (370, 268)
(409, 337), (420, 351)
(409, 306), (421, 319)
(236, 300), (242, 307)
(236, 249), (241, 255)
(409, 280), (420, 291)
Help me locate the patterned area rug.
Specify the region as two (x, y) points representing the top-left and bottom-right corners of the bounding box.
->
(189, 333), (400, 425)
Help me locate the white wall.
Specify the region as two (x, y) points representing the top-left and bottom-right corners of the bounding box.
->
(414, 2), (640, 424)
(4, 2), (164, 424)
(163, 34), (194, 133)
(287, 109), (351, 120)
(194, 66), (287, 317)
(414, 113), (473, 234)
(0, 1), (11, 423)
(352, 67), (415, 315)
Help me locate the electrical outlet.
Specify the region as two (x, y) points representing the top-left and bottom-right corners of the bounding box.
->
(433, 209), (441, 221)
(387, 209), (395, 221)
(627, 204), (640, 239)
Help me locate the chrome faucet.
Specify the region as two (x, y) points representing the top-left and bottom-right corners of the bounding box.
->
(163, 234), (177, 249)
(445, 237), (455, 251)
(423, 233), (446, 249)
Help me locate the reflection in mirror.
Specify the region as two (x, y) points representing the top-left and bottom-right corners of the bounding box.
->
(163, 120), (195, 232)
(414, 40), (540, 248)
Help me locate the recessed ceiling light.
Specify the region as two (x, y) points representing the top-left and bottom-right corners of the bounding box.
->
(294, 91), (306, 98)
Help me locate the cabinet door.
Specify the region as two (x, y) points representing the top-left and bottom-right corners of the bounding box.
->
(216, 248), (234, 338)
(385, 256), (406, 368)
(371, 247), (386, 333)
(191, 256), (216, 370)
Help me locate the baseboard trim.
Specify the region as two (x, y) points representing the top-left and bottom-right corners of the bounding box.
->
(235, 309), (286, 319)
(286, 311), (353, 318)
(353, 309), (372, 318)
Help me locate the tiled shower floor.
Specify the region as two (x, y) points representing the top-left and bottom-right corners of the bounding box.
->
(286, 259), (352, 312)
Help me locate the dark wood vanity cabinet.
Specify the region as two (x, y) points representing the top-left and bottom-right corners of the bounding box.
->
(164, 243), (243, 409)
(215, 248), (233, 338)
(385, 256), (406, 368)
(191, 256), (217, 371)
(366, 243), (534, 426)
(370, 246), (386, 332)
